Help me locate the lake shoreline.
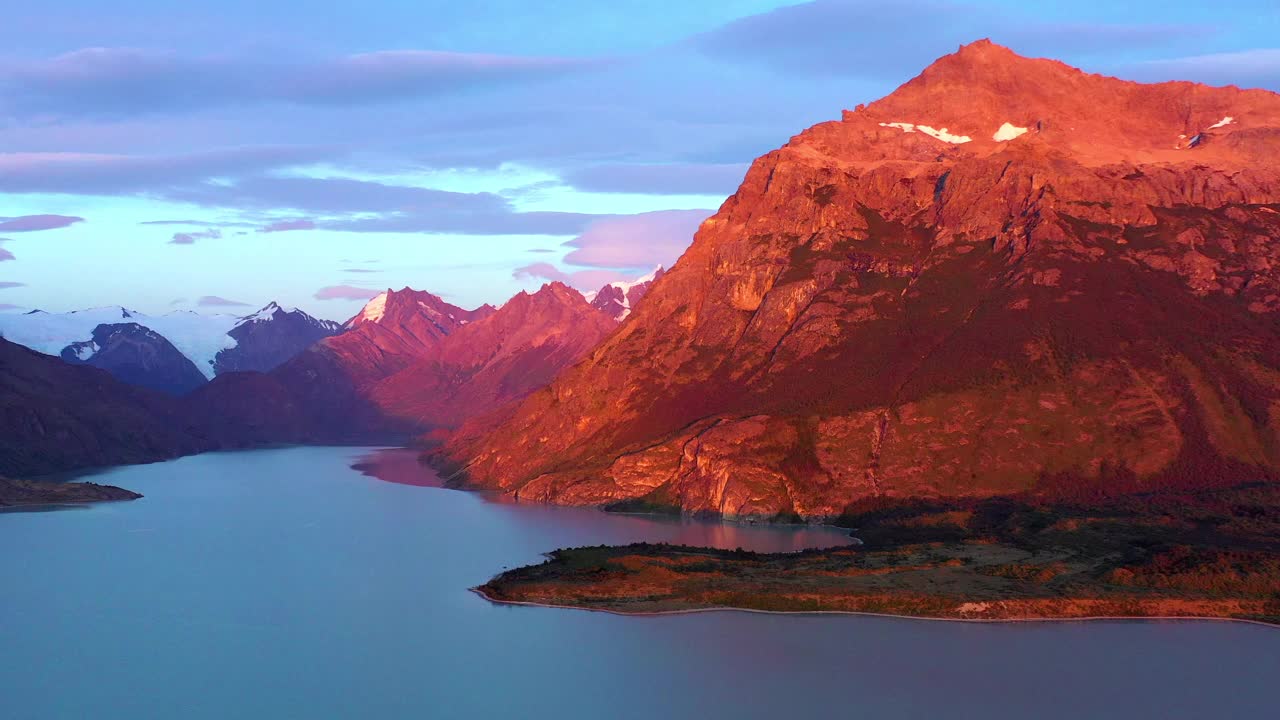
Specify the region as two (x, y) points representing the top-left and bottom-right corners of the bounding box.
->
(468, 586), (1280, 628)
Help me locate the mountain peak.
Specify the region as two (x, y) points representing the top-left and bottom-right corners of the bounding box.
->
(828, 39), (1280, 168)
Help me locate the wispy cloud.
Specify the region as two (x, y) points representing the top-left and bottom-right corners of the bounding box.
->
(197, 295), (250, 307)
(258, 219), (316, 233)
(0, 48), (597, 117)
(170, 228), (222, 245)
(0, 281), (27, 289)
(1130, 48), (1280, 89)
(561, 163), (747, 195)
(314, 284), (380, 300)
(0, 147), (328, 195)
(0, 214), (84, 232)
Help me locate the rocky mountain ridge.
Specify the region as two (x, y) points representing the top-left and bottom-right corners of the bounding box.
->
(435, 41), (1280, 519)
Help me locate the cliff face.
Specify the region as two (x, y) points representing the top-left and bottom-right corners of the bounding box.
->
(438, 41), (1280, 519)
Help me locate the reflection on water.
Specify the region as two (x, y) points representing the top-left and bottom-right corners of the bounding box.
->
(1, 446), (1275, 720)
(0, 504), (92, 514)
(354, 447), (854, 553)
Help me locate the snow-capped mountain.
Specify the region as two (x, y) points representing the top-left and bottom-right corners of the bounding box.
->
(61, 323), (208, 395)
(0, 306), (240, 379)
(585, 267), (666, 321)
(212, 302), (343, 374)
(0, 302), (343, 393)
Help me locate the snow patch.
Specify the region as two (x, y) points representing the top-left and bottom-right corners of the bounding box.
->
(993, 122), (1028, 142)
(354, 292), (389, 324)
(73, 341), (99, 361)
(880, 122), (971, 144)
(1208, 116), (1234, 129)
(0, 306), (240, 379)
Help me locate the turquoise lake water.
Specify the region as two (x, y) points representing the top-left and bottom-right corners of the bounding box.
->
(2, 446), (1275, 719)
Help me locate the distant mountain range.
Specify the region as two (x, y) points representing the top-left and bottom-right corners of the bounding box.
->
(0, 278), (648, 477)
(0, 302), (342, 395)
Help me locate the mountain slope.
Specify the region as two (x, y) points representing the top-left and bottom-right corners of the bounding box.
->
(61, 322), (208, 395)
(212, 302), (343, 374)
(371, 282), (617, 429)
(187, 288), (498, 443)
(0, 337), (215, 477)
(437, 41), (1280, 518)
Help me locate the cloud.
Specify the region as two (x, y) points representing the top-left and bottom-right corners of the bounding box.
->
(0, 47), (596, 117)
(0, 214), (84, 232)
(170, 228), (222, 245)
(258, 219), (316, 233)
(0, 248), (13, 261)
(0, 281), (26, 289)
(560, 163), (748, 195)
(692, 0), (1210, 80)
(341, 268), (382, 274)
(0, 303), (24, 311)
(1129, 49), (1280, 90)
(169, 298), (187, 305)
(314, 284), (381, 300)
(0, 147), (328, 195)
(324, 208), (600, 236)
(197, 295), (251, 307)
(561, 209), (711, 268)
(162, 175), (504, 213)
(512, 262), (630, 292)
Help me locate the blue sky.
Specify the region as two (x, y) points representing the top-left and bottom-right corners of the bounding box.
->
(1, 0), (1278, 320)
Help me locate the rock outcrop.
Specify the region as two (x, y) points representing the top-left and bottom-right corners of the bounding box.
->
(437, 41), (1280, 519)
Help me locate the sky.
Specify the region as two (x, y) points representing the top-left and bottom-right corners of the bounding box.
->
(1, 0), (1278, 321)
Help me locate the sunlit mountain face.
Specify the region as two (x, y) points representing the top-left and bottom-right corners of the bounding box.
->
(2, 5), (1279, 719)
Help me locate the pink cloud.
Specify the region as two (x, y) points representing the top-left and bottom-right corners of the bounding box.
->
(513, 262), (631, 292)
(259, 219), (316, 233)
(562, 209), (711, 269)
(0, 214), (84, 232)
(0, 248), (14, 261)
(0, 281), (26, 289)
(314, 285), (381, 300)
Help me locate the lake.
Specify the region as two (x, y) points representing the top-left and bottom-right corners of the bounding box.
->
(2, 446), (1275, 719)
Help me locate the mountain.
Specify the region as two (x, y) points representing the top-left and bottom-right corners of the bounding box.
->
(61, 322), (208, 395)
(0, 337), (215, 477)
(0, 307), (239, 379)
(187, 288), (498, 443)
(212, 302), (343, 374)
(586, 267), (666, 321)
(436, 40), (1280, 519)
(0, 302), (343, 396)
(370, 282), (617, 429)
